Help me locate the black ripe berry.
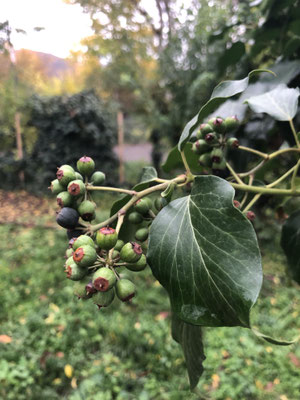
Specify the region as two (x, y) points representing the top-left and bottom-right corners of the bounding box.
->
(56, 207), (79, 229)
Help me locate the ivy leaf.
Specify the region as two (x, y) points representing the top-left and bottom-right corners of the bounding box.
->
(161, 182), (176, 202)
(139, 166), (157, 183)
(171, 314), (206, 390)
(252, 328), (298, 346)
(162, 143), (201, 174)
(110, 166), (158, 216)
(245, 84), (300, 121)
(178, 69), (273, 151)
(280, 210), (300, 284)
(148, 176), (262, 327)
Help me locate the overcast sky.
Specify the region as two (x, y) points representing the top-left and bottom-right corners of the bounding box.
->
(1, 0), (193, 58)
(0, 0), (93, 58)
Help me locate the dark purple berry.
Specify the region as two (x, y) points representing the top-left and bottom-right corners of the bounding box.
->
(56, 207), (79, 229)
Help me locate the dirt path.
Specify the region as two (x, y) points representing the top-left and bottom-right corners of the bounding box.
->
(0, 190), (56, 226)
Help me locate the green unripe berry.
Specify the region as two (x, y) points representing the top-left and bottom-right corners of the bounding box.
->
(224, 116), (239, 132)
(57, 191), (73, 208)
(60, 164), (74, 171)
(75, 172), (83, 181)
(141, 241), (148, 253)
(209, 117), (226, 134)
(92, 289), (115, 307)
(90, 171), (106, 185)
(50, 179), (65, 194)
(96, 227), (118, 250)
(78, 200), (96, 221)
(204, 132), (219, 145)
(56, 165), (76, 186)
(143, 197), (153, 209)
(195, 129), (203, 140)
(73, 281), (89, 299)
(154, 197), (168, 211)
(212, 159), (227, 171)
(128, 211), (143, 224)
(76, 156), (95, 177)
(199, 153), (212, 168)
(68, 180), (86, 197)
(116, 279), (136, 302)
(126, 254), (147, 272)
(114, 239), (125, 251)
(73, 245), (97, 267)
(92, 267), (116, 292)
(65, 255), (74, 266)
(198, 123), (214, 138)
(192, 139), (210, 155)
(133, 198), (150, 215)
(65, 258), (86, 281)
(65, 248), (73, 258)
(120, 242), (143, 263)
(112, 250), (120, 260)
(73, 235), (95, 250)
(226, 137), (240, 149)
(73, 279), (96, 299)
(210, 148), (224, 164)
(135, 228), (149, 242)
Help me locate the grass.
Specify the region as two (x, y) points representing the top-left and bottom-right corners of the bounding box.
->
(0, 218), (299, 399)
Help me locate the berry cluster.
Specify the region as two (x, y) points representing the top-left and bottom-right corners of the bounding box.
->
(191, 116), (239, 174)
(64, 229), (147, 308)
(50, 156), (105, 225)
(49, 156), (159, 309)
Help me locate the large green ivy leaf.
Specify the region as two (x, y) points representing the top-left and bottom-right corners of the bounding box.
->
(147, 176), (262, 327)
(178, 69), (272, 151)
(162, 143), (201, 173)
(280, 210), (300, 284)
(245, 84), (300, 121)
(171, 314), (205, 390)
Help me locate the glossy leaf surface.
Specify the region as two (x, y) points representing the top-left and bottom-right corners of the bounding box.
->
(148, 176), (262, 327)
(162, 143), (201, 174)
(178, 69), (272, 151)
(171, 314), (205, 389)
(245, 84), (300, 121)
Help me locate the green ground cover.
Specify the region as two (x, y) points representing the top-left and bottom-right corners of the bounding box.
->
(0, 217), (299, 400)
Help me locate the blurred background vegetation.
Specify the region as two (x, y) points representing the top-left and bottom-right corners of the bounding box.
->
(1, 0), (300, 190)
(0, 0), (300, 398)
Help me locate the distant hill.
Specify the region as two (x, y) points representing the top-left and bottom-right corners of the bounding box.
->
(16, 49), (72, 77)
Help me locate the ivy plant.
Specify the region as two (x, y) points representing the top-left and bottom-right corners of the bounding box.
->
(49, 71), (299, 391)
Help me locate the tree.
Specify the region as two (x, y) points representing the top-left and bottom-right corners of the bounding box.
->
(25, 90), (117, 191)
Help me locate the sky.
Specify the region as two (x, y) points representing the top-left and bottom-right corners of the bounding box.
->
(0, 0), (192, 59)
(0, 0), (93, 58)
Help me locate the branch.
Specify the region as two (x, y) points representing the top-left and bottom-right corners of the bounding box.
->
(289, 119), (300, 148)
(89, 175), (186, 233)
(238, 145), (269, 159)
(230, 183), (300, 196)
(226, 162), (244, 185)
(87, 185), (136, 196)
